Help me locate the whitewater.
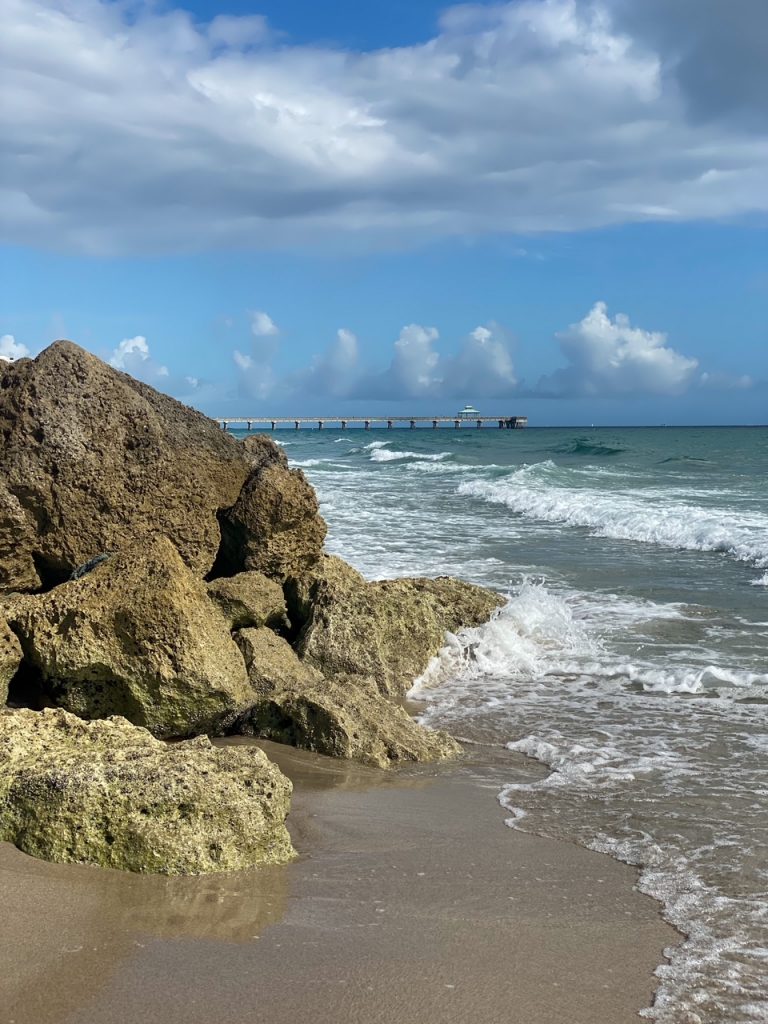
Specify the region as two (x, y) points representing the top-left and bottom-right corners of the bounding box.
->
(239, 424), (768, 1022)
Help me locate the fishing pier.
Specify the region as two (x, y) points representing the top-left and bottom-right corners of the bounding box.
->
(217, 415), (527, 431)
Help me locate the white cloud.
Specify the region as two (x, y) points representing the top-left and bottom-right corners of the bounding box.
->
(0, 334), (31, 362)
(539, 301), (699, 395)
(109, 335), (169, 382)
(351, 322), (518, 400)
(447, 325), (518, 397)
(109, 335), (149, 369)
(2, 0), (766, 255)
(250, 311), (279, 337)
(293, 328), (360, 398)
(233, 350), (254, 371)
(699, 371), (754, 390)
(390, 325), (442, 395)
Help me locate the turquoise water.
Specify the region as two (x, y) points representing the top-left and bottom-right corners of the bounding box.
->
(239, 425), (768, 1021)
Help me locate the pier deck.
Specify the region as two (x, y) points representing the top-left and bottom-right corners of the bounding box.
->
(217, 415), (527, 431)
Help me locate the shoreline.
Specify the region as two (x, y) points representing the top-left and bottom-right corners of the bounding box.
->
(1, 740), (678, 1024)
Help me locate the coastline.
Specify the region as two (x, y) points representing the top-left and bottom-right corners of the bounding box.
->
(1, 740), (679, 1024)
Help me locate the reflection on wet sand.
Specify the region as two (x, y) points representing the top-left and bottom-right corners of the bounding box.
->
(0, 739), (413, 1024)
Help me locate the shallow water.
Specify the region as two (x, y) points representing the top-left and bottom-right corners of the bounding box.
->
(240, 424), (768, 1022)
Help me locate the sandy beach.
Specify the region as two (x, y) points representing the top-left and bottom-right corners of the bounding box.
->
(1, 740), (678, 1024)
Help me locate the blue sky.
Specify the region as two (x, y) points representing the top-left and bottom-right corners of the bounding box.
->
(1, 0), (766, 425)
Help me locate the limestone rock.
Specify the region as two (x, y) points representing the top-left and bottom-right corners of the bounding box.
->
(289, 556), (504, 696)
(0, 341), (250, 587)
(235, 626), (323, 695)
(8, 535), (252, 737)
(0, 708), (294, 874)
(0, 482), (41, 592)
(207, 571), (288, 631)
(215, 436), (326, 582)
(233, 627), (460, 769)
(0, 616), (22, 705)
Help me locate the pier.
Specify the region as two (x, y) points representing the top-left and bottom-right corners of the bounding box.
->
(216, 415), (527, 431)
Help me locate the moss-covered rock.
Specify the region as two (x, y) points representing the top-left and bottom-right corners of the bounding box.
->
(233, 626), (460, 769)
(289, 556), (504, 696)
(8, 535), (253, 737)
(207, 571), (288, 631)
(0, 616), (22, 705)
(0, 707), (294, 874)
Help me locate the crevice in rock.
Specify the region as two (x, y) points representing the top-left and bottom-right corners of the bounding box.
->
(31, 550), (73, 592)
(205, 509), (243, 581)
(6, 659), (48, 710)
(282, 578), (313, 646)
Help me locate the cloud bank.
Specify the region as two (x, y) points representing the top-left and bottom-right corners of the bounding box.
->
(3, 0), (767, 254)
(229, 303), (709, 404)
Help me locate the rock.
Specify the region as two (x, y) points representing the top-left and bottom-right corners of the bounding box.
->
(8, 535), (253, 738)
(0, 707), (294, 874)
(289, 556), (504, 696)
(0, 341), (251, 588)
(0, 482), (42, 593)
(233, 627), (461, 768)
(215, 436), (326, 582)
(207, 571), (288, 631)
(0, 616), (22, 705)
(235, 625), (324, 694)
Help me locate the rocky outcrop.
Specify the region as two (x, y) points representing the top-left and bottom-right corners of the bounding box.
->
(207, 571), (288, 631)
(0, 341), (251, 587)
(233, 627), (460, 769)
(0, 708), (294, 874)
(215, 436), (326, 582)
(289, 556), (504, 696)
(7, 536), (252, 737)
(0, 616), (22, 705)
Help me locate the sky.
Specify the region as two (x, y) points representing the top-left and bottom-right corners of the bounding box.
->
(1, 0), (766, 425)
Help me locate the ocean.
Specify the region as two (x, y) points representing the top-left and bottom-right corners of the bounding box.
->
(238, 424), (768, 1023)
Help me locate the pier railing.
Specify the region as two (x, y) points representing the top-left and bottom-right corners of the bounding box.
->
(216, 415), (527, 431)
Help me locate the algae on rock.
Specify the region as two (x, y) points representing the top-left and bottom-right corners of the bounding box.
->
(8, 536), (253, 737)
(0, 708), (294, 874)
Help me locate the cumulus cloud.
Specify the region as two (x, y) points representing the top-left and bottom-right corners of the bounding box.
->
(0, 334), (31, 362)
(109, 335), (169, 382)
(2, 0), (766, 255)
(289, 328), (360, 399)
(250, 311), (280, 337)
(347, 323), (519, 400)
(539, 302), (699, 396)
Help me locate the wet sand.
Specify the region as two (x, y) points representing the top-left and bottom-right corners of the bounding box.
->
(0, 741), (678, 1024)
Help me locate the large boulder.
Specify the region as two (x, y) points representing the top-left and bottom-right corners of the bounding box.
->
(207, 570), (288, 631)
(0, 341), (251, 588)
(214, 435), (326, 582)
(0, 616), (22, 705)
(233, 627), (461, 769)
(0, 708), (294, 874)
(289, 556), (504, 696)
(7, 535), (252, 737)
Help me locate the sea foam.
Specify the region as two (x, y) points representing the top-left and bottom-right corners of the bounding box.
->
(457, 461), (768, 574)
